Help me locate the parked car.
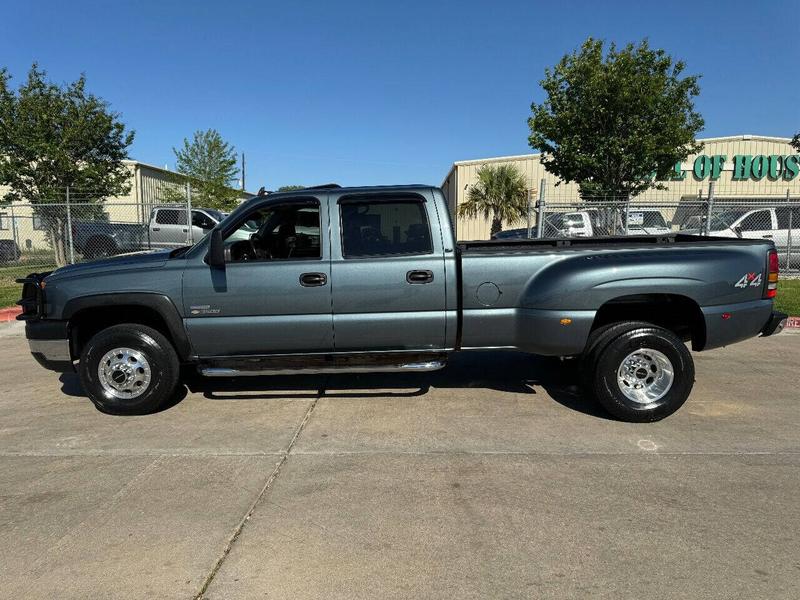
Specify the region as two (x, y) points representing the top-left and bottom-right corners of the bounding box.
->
(686, 207), (800, 256)
(0, 239), (21, 263)
(72, 207), (232, 258)
(19, 184), (786, 422)
(493, 209), (671, 240)
(71, 220), (148, 259)
(148, 206), (225, 249)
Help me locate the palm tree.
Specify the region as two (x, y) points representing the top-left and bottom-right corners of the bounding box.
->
(458, 164), (528, 237)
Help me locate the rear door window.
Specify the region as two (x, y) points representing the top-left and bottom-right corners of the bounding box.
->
(775, 207), (800, 230)
(340, 199), (432, 258)
(155, 209), (186, 225)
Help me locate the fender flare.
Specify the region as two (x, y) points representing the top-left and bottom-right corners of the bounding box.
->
(63, 293), (193, 360)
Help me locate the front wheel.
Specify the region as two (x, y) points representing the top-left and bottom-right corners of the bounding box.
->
(79, 324), (180, 415)
(589, 325), (695, 422)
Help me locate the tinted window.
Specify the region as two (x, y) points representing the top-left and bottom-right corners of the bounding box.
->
(191, 211), (215, 229)
(340, 199), (432, 258)
(776, 207), (800, 230)
(739, 210), (771, 232)
(155, 209), (186, 225)
(564, 213), (584, 227)
(637, 211), (667, 228)
(226, 202), (321, 262)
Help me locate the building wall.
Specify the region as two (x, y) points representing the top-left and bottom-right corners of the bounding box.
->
(443, 135), (800, 241)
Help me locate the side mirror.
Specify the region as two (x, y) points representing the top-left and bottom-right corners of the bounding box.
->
(206, 228), (225, 268)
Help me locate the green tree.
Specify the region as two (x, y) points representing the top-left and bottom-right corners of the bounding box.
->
(0, 64), (134, 265)
(792, 132), (799, 152)
(458, 164), (528, 236)
(277, 185), (305, 192)
(528, 38), (704, 199)
(172, 129), (240, 210)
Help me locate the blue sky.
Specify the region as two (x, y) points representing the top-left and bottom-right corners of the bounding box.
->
(2, 0), (798, 189)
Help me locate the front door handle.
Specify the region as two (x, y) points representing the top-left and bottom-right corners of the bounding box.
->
(300, 272), (328, 287)
(406, 269), (434, 284)
(762, 234), (773, 239)
(152, 227), (160, 232)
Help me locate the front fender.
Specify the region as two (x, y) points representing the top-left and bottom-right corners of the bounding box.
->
(62, 293), (193, 360)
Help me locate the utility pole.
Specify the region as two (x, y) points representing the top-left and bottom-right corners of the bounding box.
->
(241, 153), (246, 191)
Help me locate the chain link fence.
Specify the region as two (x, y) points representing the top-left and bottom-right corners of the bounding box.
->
(0, 185), (220, 273)
(500, 182), (800, 275)
(1, 184), (798, 276)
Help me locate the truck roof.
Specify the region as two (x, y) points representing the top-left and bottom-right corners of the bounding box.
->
(258, 184), (435, 198)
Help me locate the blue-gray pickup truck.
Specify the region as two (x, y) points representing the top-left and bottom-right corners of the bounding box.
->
(18, 184), (787, 421)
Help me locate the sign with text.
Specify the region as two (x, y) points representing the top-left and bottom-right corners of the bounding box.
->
(670, 154), (800, 182)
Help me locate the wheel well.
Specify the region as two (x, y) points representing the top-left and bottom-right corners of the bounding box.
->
(70, 305), (176, 358)
(592, 294), (706, 350)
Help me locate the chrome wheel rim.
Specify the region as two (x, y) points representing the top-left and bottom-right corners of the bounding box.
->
(97, 347), (152, 399)
(616, 348), (674, 404)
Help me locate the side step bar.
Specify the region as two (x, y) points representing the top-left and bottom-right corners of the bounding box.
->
(199, 360), (446, 377)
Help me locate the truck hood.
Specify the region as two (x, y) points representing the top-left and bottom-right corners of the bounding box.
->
(46, 249), (173, 281)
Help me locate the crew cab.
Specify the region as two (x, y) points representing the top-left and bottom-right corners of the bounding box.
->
(18, 184), (787, 422)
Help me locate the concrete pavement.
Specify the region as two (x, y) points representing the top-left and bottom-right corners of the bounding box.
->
(0, 322), (798, 599)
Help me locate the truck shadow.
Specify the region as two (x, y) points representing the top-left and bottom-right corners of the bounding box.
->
(185, 351), (613, 419)
(58, 351), (610, 419)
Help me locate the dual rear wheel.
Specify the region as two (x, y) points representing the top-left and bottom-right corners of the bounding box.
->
(581, 322), (695, 422)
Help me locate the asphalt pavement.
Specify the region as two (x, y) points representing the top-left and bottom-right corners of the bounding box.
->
(0, 322), (798, 599)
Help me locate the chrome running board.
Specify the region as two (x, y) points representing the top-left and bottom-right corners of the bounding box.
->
(199, 360), (446, 377)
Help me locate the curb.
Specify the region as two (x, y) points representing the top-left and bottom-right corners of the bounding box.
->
(0, 306), (21, 323)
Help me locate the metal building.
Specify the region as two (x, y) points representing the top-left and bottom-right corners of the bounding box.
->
(442, 135), (800, 240)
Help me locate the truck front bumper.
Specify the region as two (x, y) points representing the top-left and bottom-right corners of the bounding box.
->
(25, 320), (74, 373)
(760, 311), (788, 337)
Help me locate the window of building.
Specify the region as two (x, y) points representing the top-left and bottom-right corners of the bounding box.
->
(33, 215), (45, 231)
(340, 198), (432, 258)
(0, 212), (8, 230)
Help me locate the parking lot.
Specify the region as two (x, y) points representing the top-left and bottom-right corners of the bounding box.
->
(0, 322), (798, 599)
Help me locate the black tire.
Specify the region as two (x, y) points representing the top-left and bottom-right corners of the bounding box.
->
(79, 324), (180, 415)
(580, 320), (653, 389)
(588, 324), (694, 422)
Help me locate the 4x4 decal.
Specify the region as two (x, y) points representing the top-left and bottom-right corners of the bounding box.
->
(734, 272), (762, 288)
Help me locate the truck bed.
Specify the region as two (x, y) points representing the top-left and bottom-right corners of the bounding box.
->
(457, 233), (771, 253)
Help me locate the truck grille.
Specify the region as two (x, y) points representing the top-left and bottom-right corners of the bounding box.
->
(15, 272), (50, 320)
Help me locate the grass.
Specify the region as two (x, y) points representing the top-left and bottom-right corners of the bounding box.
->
(1, 263), (799, 317)
(775, 279), (800, 316)
(0, 262), (57, 309)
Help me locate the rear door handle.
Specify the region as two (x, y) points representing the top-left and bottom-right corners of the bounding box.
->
(152, 227), (160, 231)
(763, 235), (773, 239)
(406, 269), (434, 284)
(300, 272), (328, 287)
